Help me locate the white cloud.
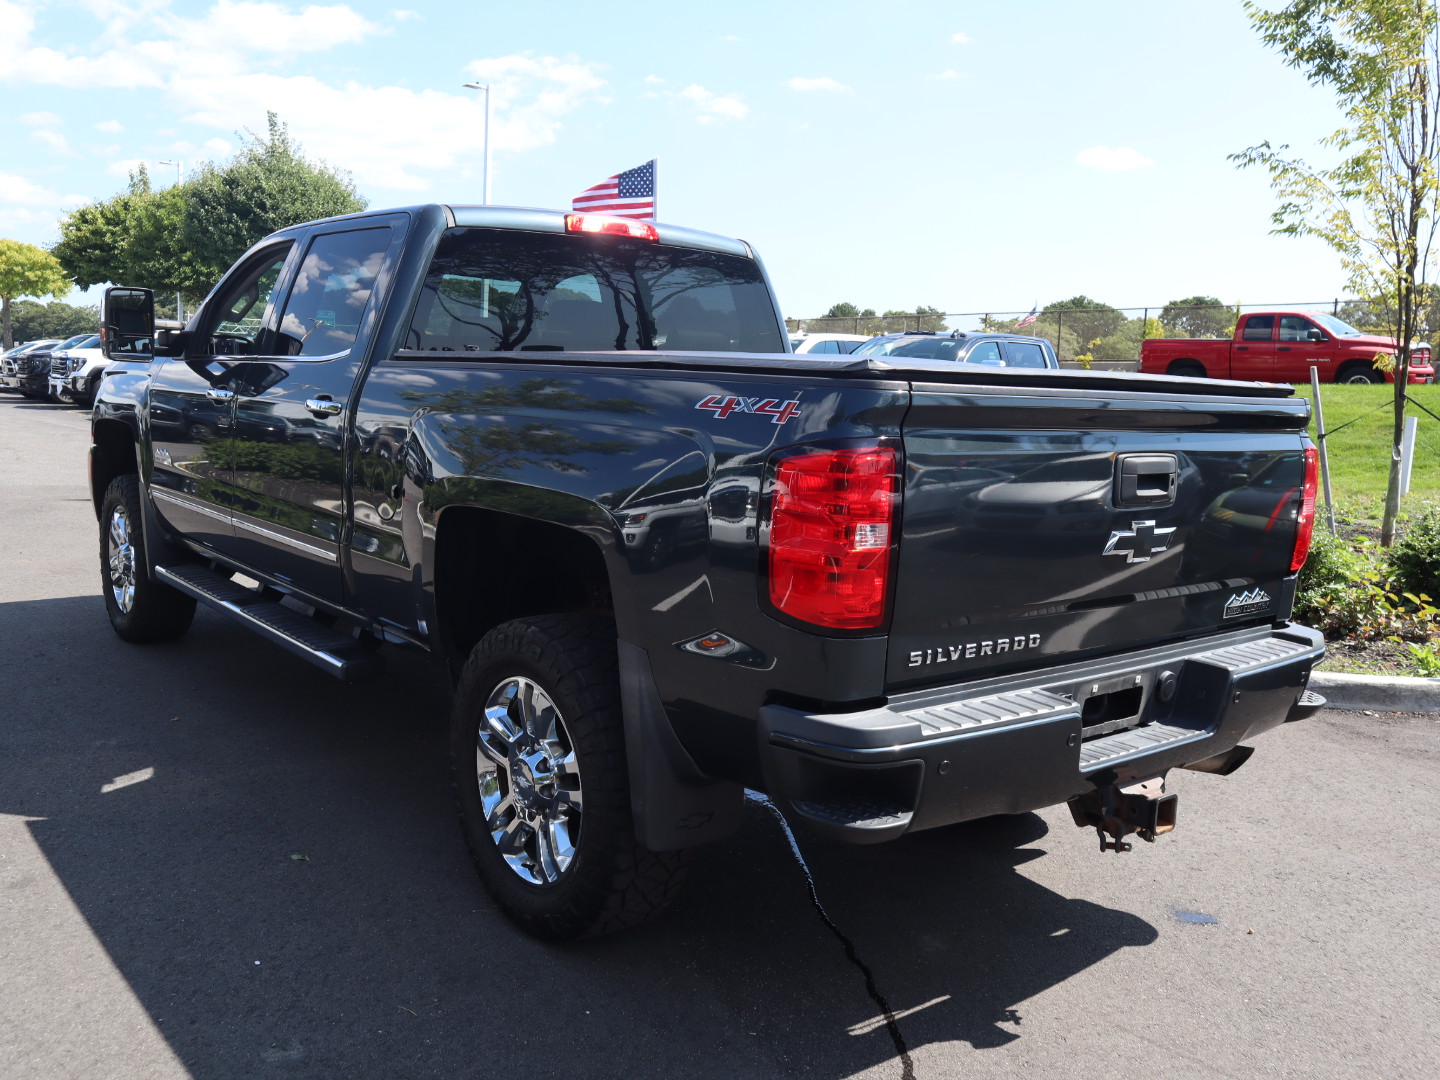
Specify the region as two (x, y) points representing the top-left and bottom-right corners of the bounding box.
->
(392, 8), (420, 19)
(168, 53), (607, 191)
(31, 129), (72, 153)
(0, 170), (89, 231)
(676, 84), (747, 124)
(643, 74), (665, 84)
(105, 158), (149, 179)
(173, 1), (383, 54)
(721, 35), (741, 42)
(952, 32), (971, 43)
(203, 137), (234, 157)
(1076, 145), (1156, 171)
(786, 77), (849, 93)
(0, 1), (382, 90)
(94, 119), (125, 134)
(20, 111), (62, 126)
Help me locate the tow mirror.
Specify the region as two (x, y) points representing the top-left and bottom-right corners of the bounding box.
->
(1308, 329), (1325, 342)
(102, 287), (155, 359)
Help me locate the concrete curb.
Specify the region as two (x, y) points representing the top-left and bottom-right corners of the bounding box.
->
(1309, 671), (1440, 713)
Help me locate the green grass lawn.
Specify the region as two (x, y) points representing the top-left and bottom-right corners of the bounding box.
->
(1292, 383), (1440, 519)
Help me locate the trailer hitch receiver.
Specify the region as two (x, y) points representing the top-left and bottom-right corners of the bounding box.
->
(1067, 774), (1177, 853)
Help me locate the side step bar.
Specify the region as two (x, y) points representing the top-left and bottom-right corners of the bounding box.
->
(156, 564), (383, 682)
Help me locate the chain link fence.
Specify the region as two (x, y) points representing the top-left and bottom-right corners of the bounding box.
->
(788, 299), (1423, 364)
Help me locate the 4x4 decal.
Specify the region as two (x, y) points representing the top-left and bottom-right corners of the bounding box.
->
(695, 395), (801, 424)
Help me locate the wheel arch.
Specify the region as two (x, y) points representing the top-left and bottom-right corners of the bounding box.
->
(90, 417), (142, 519)
(1335, 359), (1380, 383)
(431, 503), (617, 678)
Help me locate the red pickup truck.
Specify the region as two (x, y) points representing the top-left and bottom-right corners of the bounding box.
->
(1139, 310), (1433, 384)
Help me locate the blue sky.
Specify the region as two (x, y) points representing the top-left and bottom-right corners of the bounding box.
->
(1, 0), (1355, 320)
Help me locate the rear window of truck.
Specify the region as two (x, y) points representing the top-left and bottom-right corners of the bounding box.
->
(406, 228), (785, 354)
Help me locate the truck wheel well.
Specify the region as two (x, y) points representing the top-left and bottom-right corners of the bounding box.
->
(434, 507), (613, 675)
(90, 419), (138, 518)
(1167, 359), (1206, 378)
(1336, 361), (1381, 384)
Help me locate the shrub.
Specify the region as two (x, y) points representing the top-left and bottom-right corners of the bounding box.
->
(1388, 502), (1440, 602)
(1294, 526), (1439, 641)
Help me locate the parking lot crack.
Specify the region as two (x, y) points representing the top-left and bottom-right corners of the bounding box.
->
(748, 792), (916, 1080)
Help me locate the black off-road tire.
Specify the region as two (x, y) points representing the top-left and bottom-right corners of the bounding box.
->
(450, 614), (687, 940)
(100, 474), (197, 643)
(1338, 365), (1382, 384)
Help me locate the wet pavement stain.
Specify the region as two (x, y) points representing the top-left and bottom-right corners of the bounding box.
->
(1171, 908), (1220, 925)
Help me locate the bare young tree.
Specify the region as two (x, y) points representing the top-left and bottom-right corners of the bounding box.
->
(1233, 0), (1440, 544)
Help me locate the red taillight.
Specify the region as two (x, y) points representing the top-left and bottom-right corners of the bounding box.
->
(565, 213), (659, 242)
(1291, 446), (1319, 572)
(768, 446), (898, 630)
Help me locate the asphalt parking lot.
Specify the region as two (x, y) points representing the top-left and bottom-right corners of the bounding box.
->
(2, 396), (1437, 1080)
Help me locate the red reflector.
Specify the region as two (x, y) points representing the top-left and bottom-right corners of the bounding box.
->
(768, 446), (898, 630)
(1291, 446), (1319, 572)
(565, 213), (659, 242)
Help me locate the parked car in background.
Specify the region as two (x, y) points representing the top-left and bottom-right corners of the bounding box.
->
(1, 340), (61, 391)
(46, 333), (104, 405)
(6, 334), (93, 399)
(1139, 311), (1435, 384)
(852, 330), (1060, 369)
(788, 332), (869, 354)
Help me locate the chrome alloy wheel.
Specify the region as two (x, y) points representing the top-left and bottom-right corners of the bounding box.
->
(476, 676), (583, 886)
(107, 504), (138, 614)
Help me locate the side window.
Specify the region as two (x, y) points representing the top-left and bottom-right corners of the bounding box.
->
(966, 341), (1005, 365)
(813, 339), (841, 354)
(274, 228), (391, 357)
(203, 245), (293, 355)
(1279, 316), (1319, 342)
(1002, 341), (1049, 368)
(1241, 315), (1275, 342)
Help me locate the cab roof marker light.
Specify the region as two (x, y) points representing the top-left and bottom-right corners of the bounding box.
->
(565, 214), (659, 242)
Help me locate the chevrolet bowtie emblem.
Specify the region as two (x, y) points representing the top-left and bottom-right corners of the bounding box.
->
(1103, 520), (1177, 563)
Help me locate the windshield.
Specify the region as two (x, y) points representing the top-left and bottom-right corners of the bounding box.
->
(407, 228), (785, 353)
(1312, 312), (1363, 337)
(852, 336), (965, 361)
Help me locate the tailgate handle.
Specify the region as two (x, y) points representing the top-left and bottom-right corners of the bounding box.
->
(1115, 454), (1177, 507)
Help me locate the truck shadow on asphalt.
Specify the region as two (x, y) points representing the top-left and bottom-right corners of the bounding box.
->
(2, 595), (1157, 1080)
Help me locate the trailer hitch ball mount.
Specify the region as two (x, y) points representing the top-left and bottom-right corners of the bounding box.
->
(1067, 774), (1178, 854)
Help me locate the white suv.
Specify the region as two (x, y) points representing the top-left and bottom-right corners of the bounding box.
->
(47, 333), (104, 405)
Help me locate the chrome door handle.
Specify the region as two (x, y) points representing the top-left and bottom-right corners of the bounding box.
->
(305, 398), (344, 417)
(206, 387), (234, 402)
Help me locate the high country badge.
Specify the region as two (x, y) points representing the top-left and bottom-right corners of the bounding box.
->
(1223, 588), (1273, 619)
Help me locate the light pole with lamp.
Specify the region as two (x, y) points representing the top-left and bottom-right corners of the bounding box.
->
(461, 82), (491, 205)
(158, 159), (186, 322)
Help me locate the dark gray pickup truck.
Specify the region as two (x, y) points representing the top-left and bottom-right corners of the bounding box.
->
(91, 204), (1324, 939)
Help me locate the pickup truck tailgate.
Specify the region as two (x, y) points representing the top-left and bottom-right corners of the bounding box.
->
(887, 380), (1313, 688)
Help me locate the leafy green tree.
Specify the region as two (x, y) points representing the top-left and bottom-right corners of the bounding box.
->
(877, 305), (947, 333)
(1232, 0), (1440, 544)
(823, 301), (862, 318)
(0, 239), (72, 349)
(53, 114), (366, 303)
(1041, 296), (1124, 345)
(6, 299), (99, 342)
(1161, 295), (1235, 338)
(181, 113), (366, 291)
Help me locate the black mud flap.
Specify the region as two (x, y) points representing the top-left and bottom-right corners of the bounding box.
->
(618, 641), (745, 852)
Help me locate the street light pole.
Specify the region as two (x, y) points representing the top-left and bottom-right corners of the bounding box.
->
(158, 159), (186, 322)
(461, 82), (491, 205)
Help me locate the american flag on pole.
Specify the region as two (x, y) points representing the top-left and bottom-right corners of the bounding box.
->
(571, 159), (657, 220)
(1015, 304), (1039, 329)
